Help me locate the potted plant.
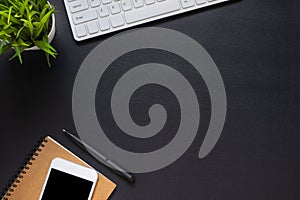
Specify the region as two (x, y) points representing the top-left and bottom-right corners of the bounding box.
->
(0, 0), (57, 66)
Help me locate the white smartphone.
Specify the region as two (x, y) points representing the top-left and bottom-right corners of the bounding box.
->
(39, 157), (98, 200)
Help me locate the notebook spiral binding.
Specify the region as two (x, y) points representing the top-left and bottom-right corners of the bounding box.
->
(1, 136), (48, 200)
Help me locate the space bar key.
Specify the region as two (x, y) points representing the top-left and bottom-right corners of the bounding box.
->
(125, 1), (180, 24)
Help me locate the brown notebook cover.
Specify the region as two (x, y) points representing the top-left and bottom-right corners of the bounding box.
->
(1, 136), (116, 200)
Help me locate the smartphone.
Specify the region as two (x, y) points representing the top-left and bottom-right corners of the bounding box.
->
(39, 157), (98, 200)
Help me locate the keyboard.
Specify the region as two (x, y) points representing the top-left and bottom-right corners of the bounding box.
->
(63, 0), (229, 41)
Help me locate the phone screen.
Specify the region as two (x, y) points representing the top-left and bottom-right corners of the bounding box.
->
(41, 168), (94, 199)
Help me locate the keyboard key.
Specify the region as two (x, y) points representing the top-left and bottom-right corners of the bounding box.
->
(181, 0), (195, 8)
(110, 14), (124, 27)
(102, 0), (112, 4)
(145, 0), (155, 5)
(98, 6), (109, 17)
(133, 0), (144, 8)
(110, 2), (121, 14)
(69, 0), (89, 13)
(99, 17), (110, 30)
(196, 0), (206, 4)
(121, 0), (132, 11)
(87, 21), (99, 33)
(75, 24), (87, 37)
(125, 0), (180, 23)
(73, 9), (98, 24)
(89, 0), (100, 7)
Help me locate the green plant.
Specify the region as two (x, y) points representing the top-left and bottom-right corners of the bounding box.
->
(0, 0), (57, 66)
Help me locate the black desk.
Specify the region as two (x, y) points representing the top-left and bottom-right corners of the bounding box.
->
(0, 0), (299, 199)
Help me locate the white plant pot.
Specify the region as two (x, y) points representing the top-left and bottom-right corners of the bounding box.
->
(25, 13), (56, 51)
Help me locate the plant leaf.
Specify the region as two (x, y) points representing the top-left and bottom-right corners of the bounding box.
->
(0, 11), (21, 25)
(19, 0), (28, 16)
(34, 8), (54, 39)
(7, 6), (12, 24)
(0, 41), (12, 54)
(9, 46), (25, 64)
(20, 19), (34, 37)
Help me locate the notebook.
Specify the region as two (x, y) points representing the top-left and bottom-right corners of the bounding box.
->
(1, 136), (116, 200)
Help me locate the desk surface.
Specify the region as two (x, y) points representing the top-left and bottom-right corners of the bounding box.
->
(0, 0), (299, 199)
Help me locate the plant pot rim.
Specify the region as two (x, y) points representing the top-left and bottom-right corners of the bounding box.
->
(25, 13), (56, 51)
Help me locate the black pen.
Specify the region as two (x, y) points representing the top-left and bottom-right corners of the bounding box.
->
(62, 129), (135, 183)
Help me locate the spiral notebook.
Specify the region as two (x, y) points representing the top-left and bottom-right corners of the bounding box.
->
(1, 136), (116, 200)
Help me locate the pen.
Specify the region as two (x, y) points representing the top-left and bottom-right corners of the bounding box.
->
(62, 129), (135, 183)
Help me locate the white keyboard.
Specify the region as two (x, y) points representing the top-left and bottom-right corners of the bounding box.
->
(64, 0), (229, 41)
